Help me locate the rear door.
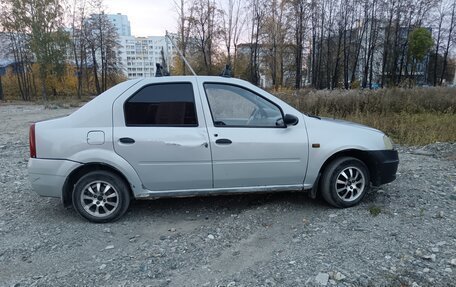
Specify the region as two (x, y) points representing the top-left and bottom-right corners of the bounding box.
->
(112, 78), (212, 191)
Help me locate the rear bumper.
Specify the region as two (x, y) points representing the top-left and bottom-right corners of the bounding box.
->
(365, 150), (399, 186)
(28, 158), (81, 198)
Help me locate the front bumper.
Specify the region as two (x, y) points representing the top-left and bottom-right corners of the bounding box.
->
(28, 158), (81, 198)
(365, 150), (399, 186)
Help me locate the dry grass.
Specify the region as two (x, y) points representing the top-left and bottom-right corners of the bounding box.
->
(274, 87), (456, 145)
(2, 86), (454, 145)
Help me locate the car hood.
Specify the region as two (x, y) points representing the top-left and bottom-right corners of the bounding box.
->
(307, 115), (382, 134)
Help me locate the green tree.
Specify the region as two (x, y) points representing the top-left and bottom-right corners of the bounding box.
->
(1, 0), (69, 100)
(27, 0), (69, 100)
(408, 27), (433, 86)
(408, 27), (433, 62)
(0, 0), (35, 101)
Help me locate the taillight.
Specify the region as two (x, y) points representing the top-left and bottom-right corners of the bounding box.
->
(29, 123), (36, 158)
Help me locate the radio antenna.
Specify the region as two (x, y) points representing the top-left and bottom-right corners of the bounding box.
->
(165, 31), (197, 76)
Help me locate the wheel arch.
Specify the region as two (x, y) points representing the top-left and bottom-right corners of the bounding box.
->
(62, 163), (134, 207)
(310, 149), (377, 198)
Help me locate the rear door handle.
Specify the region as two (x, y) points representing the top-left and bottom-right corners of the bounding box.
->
(215, 138), (232, 145)
(119, 137), (135, 144)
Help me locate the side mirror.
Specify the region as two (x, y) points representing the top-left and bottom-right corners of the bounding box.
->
(283, 114), (299, 126)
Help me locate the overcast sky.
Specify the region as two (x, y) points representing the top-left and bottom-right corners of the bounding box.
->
(105, 0), (177, 36)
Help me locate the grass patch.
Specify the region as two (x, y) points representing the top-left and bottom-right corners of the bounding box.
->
(340, 113), (456, 145)
(420, 208), (425, 217)
(369, 206), (382, 217)
(274, 87), (456, 145)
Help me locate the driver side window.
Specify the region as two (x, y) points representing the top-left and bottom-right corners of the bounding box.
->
(204, 83), (284, 127)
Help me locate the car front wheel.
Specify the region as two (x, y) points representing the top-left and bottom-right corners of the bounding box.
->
(72, 170), (130, 223)
(320, 157), (370, 208)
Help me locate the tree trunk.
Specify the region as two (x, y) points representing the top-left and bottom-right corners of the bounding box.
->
(362, 14), (374, 88)
(279, 49), (284, 86)
(40, 74), (47, 101)
(440, 0), (455, 85)
(332, 24), (344, 89)
(391, 9), (401, 85)
(398, 12), (412, 85)
(433, 13), (444, 86)
(0, 76), (3, 101)
(295, 2), (304, 89)
(180, 0), (187, 75)
(72, 40), (83, 99)
(91, 46), (101, 95)
(343, 1), (353, 89)
(326, 3), (333, 89)
(316, 4), (325, 88)
(311, 28), (316, 87)
(381, 2), (394, 88)
(350, 10), (368, 88)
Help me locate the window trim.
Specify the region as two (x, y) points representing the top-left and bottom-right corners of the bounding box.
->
(203, 82), (286, 129)
(123, 82), (199, 127)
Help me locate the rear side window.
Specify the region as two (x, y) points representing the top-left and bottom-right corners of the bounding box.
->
(124, 83), (198, 126)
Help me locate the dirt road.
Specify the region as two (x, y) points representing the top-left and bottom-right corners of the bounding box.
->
(0, 104), (455, 286)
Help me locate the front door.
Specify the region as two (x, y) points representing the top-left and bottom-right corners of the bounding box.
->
(201, 83), (308, 188)
(113, 81), (212, 191)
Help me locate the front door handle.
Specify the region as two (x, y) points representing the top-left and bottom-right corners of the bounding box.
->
(119, 137), (135, 144)
(215, 138), (232, 145)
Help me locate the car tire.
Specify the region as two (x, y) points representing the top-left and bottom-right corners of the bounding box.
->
(72, 170), (130, 223)
(320, 157), (370, 208)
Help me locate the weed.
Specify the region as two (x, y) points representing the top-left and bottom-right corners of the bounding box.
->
(420, 208), (425, 217)
(369, 206), (382, 217)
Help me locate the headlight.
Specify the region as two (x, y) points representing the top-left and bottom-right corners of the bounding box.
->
(383, 135), (394, 150)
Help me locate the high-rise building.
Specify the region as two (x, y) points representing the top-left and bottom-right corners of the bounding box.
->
(117, 35), (174, 78)
(107, 13), (131, 37)
(102, 13), (176, 79)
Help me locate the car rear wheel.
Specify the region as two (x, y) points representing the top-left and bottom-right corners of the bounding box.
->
(320, 157), (370, 208)
(72, 171), (130, 223)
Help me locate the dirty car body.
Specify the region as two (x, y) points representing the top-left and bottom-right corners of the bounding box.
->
(28, 76), (399, 222)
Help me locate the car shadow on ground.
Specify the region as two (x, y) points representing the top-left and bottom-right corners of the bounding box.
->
(127, 191), (329, 217)
(32, 188), (385, 224)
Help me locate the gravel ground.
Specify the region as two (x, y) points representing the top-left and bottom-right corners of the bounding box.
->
(0, 104), (455, 287)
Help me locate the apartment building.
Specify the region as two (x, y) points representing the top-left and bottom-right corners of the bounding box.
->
(107, 13), (131, 37)
(104, 14), (175, 79)
(117, 35), (174, 78)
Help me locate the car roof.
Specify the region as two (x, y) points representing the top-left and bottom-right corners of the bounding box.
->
(135, 75), (251, 86)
